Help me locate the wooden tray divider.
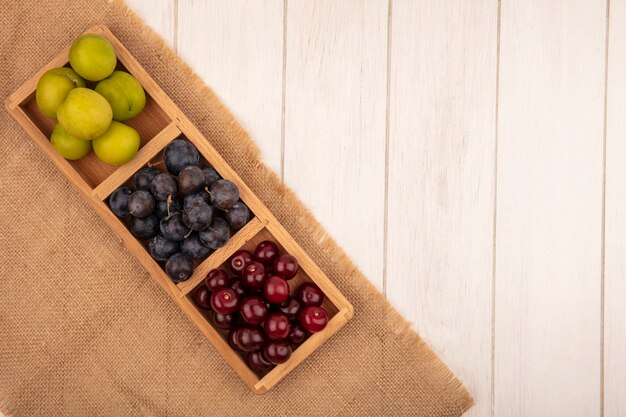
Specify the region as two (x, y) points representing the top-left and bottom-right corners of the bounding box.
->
(176, 216), (269, 296)
(92, 122), (182, 199)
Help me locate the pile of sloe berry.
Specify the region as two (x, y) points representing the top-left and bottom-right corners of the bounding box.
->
(108, 137), (251, 282)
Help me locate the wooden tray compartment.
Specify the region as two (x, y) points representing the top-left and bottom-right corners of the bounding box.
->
(17, 63), (171, 189)
(5, 24), (353, 394)
(187, 225), (352, 393)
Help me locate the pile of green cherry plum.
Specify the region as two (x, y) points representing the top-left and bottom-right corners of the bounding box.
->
(108, 138), (251, 282)
(36, 34), (146, 165)
(193, 240), (330, 374)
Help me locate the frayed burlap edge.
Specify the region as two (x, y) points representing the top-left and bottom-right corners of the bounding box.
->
(1, 0), (473, 414)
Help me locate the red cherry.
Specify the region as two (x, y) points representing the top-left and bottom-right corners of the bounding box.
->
(296, 282), (324, 306)
(240, 296), (269, 325)
(210, 288), (240, 314)
(299, 306), (328, 333)
(206, 269), (229, 291)
(241, 261), (266, 291)
(229, 276), (246, 296)
(228, 250), (253, 274)
(272, 254), (299, 279)
(264, 313), (291, 340)
(289, 323), (308, 345)
(235, 326), (265, 352)
(193, 285), (211, 309)
(228, 328), (244, 351)
(278, 297), (302, 320)
(254, 240), (279, 265)
(264, 275), (290, 304)
(246, 351), (274, 373)
(262, 341), (292, 364)
(212, 311), (235, 330)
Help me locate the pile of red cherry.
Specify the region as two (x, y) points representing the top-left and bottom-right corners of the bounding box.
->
(193, 240), (329, 374)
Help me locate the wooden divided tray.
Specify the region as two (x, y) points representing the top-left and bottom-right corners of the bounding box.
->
(4, 24), (353, 394)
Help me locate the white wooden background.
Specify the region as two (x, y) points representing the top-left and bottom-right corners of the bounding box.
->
(115, 1), (622, 416)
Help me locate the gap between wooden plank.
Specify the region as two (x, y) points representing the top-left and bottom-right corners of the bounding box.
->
(600, 1), (611, 416)
(382, 0), (393, 299)
(491, 1), (502, 416)
(604, 0), (626, 414)
(280, 0), (288, 181)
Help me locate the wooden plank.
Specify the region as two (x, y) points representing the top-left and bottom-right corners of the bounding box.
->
(605, 0), (626, 415)
(385, 2), (497, 416)
(283, 0), (387, 291)
(495, 1), (605, 415)
(177, 0), (284, 174)
(125, 0), (177, 49)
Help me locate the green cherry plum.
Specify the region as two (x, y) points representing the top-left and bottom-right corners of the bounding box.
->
(50, 123), (92, 160)
(92, 121), (140, 166)
(69, 34), (117, 81)
(56, 88), (112, 140)
(95, 71), (146, 121)
(35, 67), (85, 119)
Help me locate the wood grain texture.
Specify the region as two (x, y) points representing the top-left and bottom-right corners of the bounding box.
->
(283, 0), (387, 291)
(495, 1), (605, 416)
(385, 2), (497, 416)
(124, 0), (177, 48)
(605, 0), (626, 415)
(177, 0), (284, 174)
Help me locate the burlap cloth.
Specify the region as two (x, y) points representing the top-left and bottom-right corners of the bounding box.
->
(0, 1), (473, 416)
